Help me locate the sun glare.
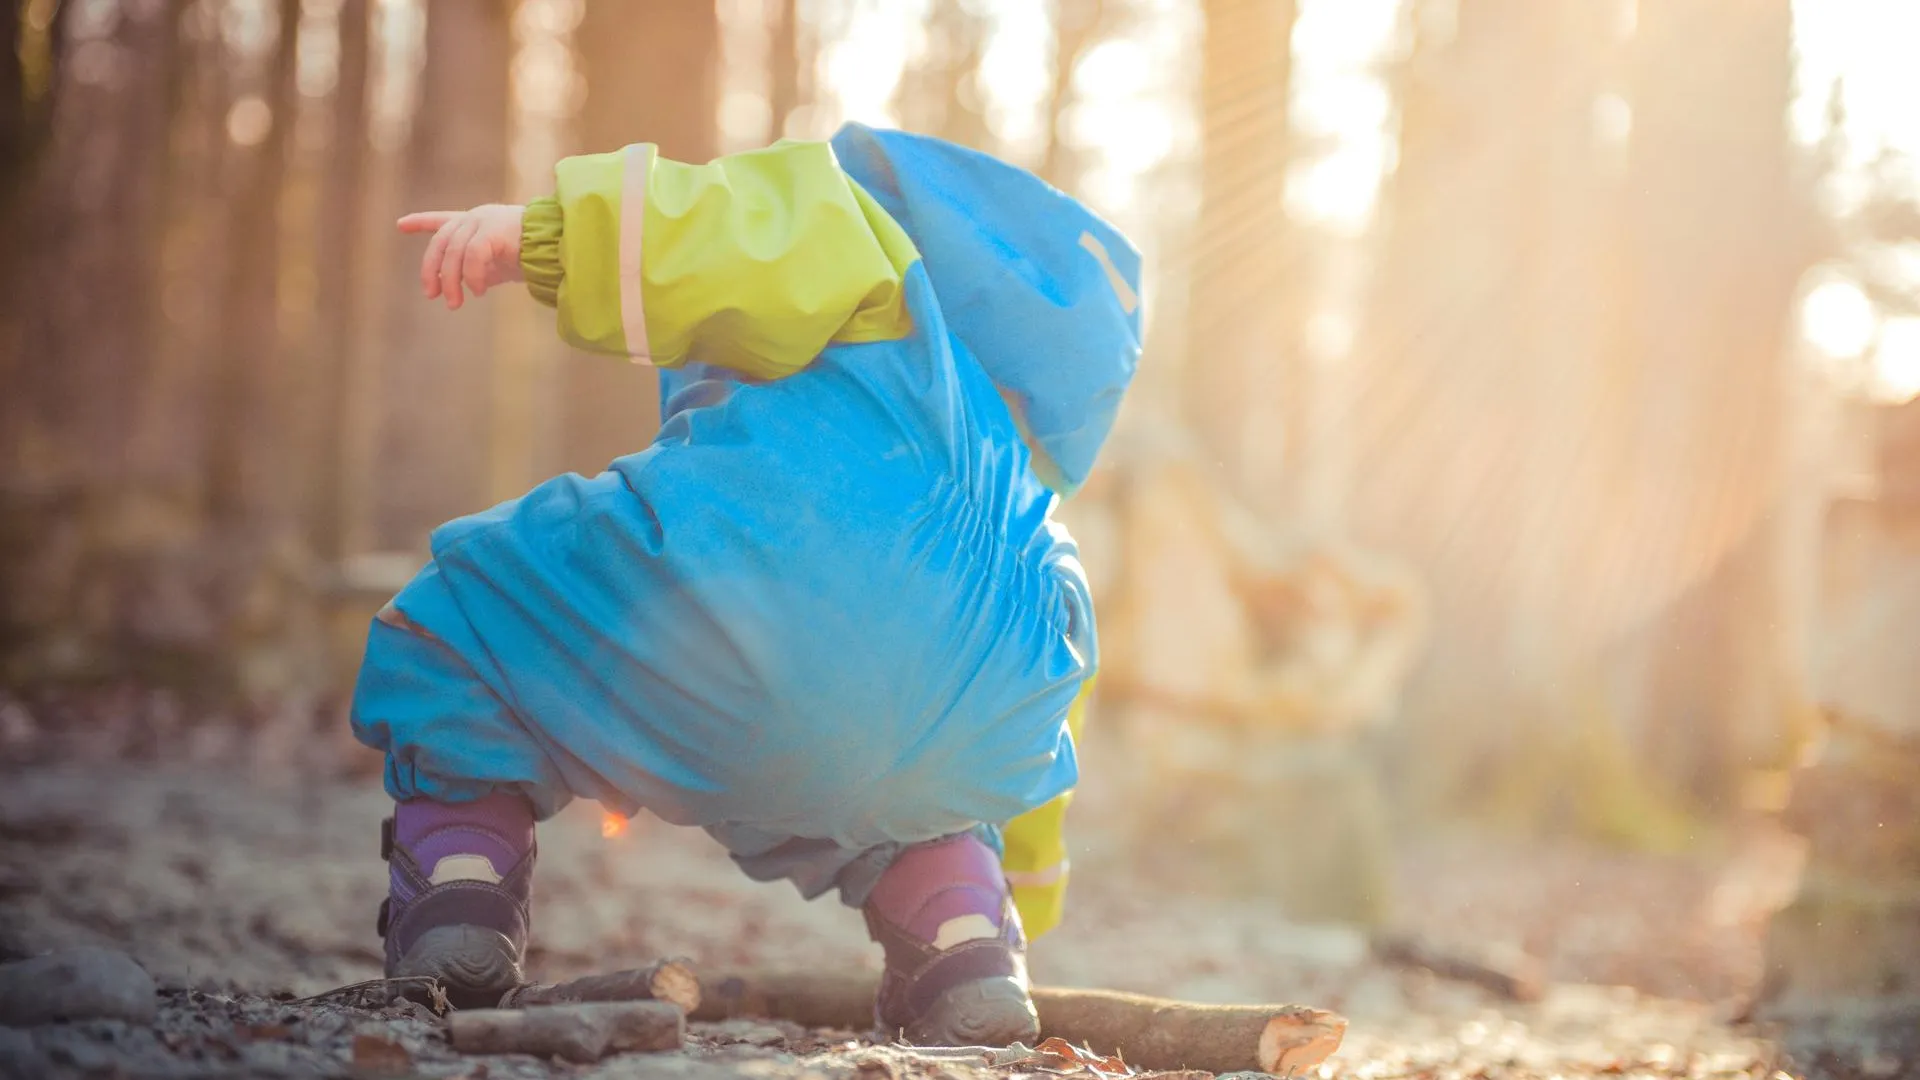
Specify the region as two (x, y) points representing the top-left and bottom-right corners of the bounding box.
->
(1802, 276), (1879, 359)
(1872, 317), (1920, 404)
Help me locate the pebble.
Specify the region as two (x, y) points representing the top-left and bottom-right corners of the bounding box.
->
(703, 1018), (791, 1046)
(0, 947), (159, 1026)
(0, 1026), (44, 1076)
(449, 1001), (685, 1063)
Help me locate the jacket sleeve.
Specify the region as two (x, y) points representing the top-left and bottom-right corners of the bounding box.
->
(1000, 677), (1094, 938)
(519, 140), (918, 379)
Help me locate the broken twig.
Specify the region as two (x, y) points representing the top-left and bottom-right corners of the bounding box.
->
(695, 969), (1346, 1074)
(498, 957), (701, 1013)
(288, 976), (447, 1015)
(1371, 933), (1545, 1002)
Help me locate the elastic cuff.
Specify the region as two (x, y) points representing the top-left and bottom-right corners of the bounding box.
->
(520, 196), (563, 307)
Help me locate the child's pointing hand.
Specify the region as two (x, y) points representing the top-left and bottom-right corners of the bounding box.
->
(397, 203), (526, 311)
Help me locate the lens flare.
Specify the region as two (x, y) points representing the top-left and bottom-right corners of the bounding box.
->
(601, 811), (629, 839)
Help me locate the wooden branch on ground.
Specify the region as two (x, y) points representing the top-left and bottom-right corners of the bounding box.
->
(694, 969), (1347, 1074)
(691, 967), (873, 1031)
(1033, 985), (1346, 1075)
(498, 957), (701, 1013)
(1371, 933), (1545, 1002)
(448, 1001), (684, 1062)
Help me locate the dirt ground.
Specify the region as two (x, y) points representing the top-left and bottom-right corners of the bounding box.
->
(0, 721), (1913, 1080)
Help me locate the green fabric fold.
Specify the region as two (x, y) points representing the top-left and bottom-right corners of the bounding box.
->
(519, 196), (563, 308)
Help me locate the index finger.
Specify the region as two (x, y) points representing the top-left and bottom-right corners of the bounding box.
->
(397, 211), (460, 234)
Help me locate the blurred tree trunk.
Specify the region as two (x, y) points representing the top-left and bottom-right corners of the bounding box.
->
(556, 0), (719, 479)
(311, 0), (373, 560)
(1038, 0), (1112, 196)
(894, 0), (990, 151)
(0, 0), (67, 209)
(205, 0), (302, 525)
(1, 0), (23, 186)
(0, 0), (21, 454)
(0, 0), (198, 684)
(1184, 0), (1296, 516)
(1348, 0), (1623, 819)
(1614, 0), (1819, 807)
(372, 0), (511, 548)
(12, 0), (182, 490)
(1351, 0), (1818, 831)
(126, 2), (239, 504)
(0, 0), (67, 461)
(765, 0), (804, 143)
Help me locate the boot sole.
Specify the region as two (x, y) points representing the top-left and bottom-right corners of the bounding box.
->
(903, 975), (1041, 1047)
(390, 924), (524, 1009)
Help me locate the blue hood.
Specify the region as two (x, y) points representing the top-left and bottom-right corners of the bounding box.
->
(829, 124), (1144, 495)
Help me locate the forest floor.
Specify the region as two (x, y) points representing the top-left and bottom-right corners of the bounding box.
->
(0, 713), (1913, 1080)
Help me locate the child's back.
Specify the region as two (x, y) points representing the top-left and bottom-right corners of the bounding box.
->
(353, 125), (1142, 1041)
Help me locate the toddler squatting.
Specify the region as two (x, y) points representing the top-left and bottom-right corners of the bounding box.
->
(353, 123), (1142, 1046)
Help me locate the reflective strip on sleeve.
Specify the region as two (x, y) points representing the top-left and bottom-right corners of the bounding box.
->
(1003, 860), (1068, 889)
(618, 143), (655, 365)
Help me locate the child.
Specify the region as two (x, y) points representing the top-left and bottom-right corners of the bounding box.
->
(353, 124), (1142, 1045)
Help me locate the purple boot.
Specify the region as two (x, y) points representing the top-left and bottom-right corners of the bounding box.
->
(377, 792), (536, 1008)
(863, 833), (1039, 1046)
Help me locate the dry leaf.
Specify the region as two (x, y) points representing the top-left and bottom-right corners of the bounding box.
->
(350, 1032), (413, 1075)
(1036, 1036), (1132, 1075)
(992, 1037), (1135, 1078)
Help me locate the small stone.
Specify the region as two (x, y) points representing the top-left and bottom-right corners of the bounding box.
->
(0, 947), (159, 1026)
(0, 1026), (44, 1076)
(449, 1001), (684, 1063)
(703, 1018), (789, 1047)
(1860, 1052), (1903, 1079)
(0, 701), (36, 748)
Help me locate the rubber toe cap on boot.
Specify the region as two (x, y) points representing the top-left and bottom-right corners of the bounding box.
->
(902, 975), (1040, 1047)
(390, 925), (524, 1009)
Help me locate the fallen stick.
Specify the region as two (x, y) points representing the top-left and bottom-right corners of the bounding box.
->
(1371, 934), (1544, 1003)
(289, 976), (447, 1015)
(694, 969), (1346, 1074)
(1033, 986), (1346, 1075)
(498, 957), (701, 1013)
(692, 968), (872, 1031)
(448, 1001), (684, 1062)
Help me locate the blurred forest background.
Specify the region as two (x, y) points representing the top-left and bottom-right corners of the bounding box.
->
(4, 0), (1920, 1009)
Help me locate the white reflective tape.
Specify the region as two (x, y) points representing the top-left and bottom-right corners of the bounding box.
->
(930, 914), (1001, 950)
(619, 144), (655, 365)
(428, 853), (503, 886)
(1078, 231), (1138, 315)
(1003, 860), (1069, 889)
